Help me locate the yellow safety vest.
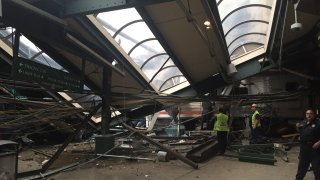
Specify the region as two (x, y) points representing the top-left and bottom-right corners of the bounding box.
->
(214, 113), (229, 132)
(252, 110), (261, 127)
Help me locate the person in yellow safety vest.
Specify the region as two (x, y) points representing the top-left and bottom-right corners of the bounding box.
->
(213, 107), (229, 155)
(250, 103), (261, 144)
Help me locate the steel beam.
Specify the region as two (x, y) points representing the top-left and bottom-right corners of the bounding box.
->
(27, 37), (101, 92)
(232, 56), (275, 81)
(63, 0), (175, 17)
(200, 0), (230, 83)
(12, 31), (20, 61)
(66, 33), (126, 77)
(201, 0), (230, 62)
(7, 0), (67, 27)
(265, 0), (288, 65)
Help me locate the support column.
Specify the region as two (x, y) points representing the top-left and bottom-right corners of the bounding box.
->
(13, 31), (20, 60)
(101, 67), (112, 134)
(81, 58), (86, 93)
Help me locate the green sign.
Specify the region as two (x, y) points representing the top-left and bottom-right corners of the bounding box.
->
(11, 57), (83, 92)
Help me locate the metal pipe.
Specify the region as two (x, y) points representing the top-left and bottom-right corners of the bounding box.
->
(122, 123), (199, 169)
(65, 33), (126, 77)
(97, 154), (156, 162)
(23, 162), (79, 180)
(31, 149), (52, 158)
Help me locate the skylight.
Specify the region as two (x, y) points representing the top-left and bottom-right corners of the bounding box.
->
(0, 28), (63, 70)
(96, 8), (189, 92)
(216, 0), (275, 61)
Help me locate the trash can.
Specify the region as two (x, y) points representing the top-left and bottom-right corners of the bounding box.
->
(0, 140), (18, 180)
(95, 135), (115, 154)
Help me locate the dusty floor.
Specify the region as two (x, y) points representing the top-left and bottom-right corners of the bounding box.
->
(46, 146), (315, 180)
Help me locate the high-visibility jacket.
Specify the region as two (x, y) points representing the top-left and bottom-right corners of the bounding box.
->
(252, 110), (261, 127)
(214, 113), (229, 132)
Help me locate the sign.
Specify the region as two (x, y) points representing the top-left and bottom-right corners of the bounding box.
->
(11, 57), (83, 92)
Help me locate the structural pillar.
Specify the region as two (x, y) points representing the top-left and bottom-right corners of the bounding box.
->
(101, 67), (112, 134)
(13, 31), (20, 61)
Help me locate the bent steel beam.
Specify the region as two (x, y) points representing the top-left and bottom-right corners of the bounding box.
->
(63, 0), (175, 17)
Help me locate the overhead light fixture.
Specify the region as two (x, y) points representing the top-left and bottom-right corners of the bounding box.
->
(112, 60), (118, 66)
(204, 20), (210, 26)
(291, 1), (302, 31)
(204, 20), (211, 30)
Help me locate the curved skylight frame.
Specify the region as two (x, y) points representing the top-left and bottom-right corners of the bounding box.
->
(224, 20), (269, 38)
(216, 0), (275, 60)
(96, 8), (189, 92)
(159, 75), (186, 91)
(227, 32), (267, 49)
(230, 42), (264, 55)
(140, 53), (168, 70)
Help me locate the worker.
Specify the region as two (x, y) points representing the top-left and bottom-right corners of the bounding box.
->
(213, 107), (229, 155)
(295, 109), (320, 180)
(250, 103), (261, 144)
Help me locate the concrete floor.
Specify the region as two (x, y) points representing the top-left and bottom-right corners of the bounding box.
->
(50, 146), (315, 180)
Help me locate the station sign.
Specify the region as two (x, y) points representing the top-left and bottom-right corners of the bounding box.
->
(11, 57), (83, 92)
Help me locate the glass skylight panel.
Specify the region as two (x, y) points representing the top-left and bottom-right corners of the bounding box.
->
(163, 59), (175, 67)
(157, 67), (180, 81)
(157, 70), (187, 92)
(229, 34), (266, 54)
(116, 22), (154, 53)
(96, 8), (188, 92)
(142, 54), (170, 79)
(222, 8), (270, 33)
(129, 40), (165, 67)
(0, 28), (63, 70)
(34, 53), (63, 70)
(0, 28), (13, 39)
(218, 0), (273, 19)
(225, 22), (268, 45)
(19, 36), (39, 58)
(0, 29), (14, 48)
(97, 8), (141, 35)
(217, 0), (275, 60)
